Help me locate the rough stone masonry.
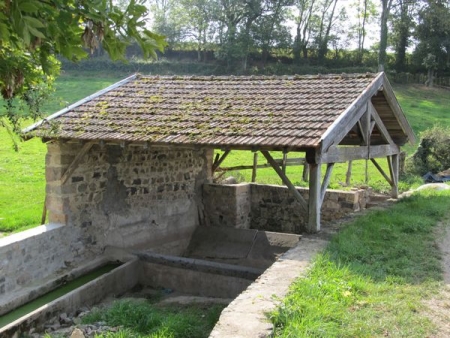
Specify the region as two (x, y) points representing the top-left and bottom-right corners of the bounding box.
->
(0, 141), (213, 301)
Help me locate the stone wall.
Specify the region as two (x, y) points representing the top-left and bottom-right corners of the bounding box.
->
(0, 224), (87, 309)
(46, 141), (213, 255)
(203, 183), (370, 233)
(1, 141), (212, 302)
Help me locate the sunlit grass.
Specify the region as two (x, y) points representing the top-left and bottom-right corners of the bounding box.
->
(80, 298), (224, 338)
(271, 189), (450, 337)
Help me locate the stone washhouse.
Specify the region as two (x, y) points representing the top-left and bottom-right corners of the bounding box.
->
(2, 72), (415, 302)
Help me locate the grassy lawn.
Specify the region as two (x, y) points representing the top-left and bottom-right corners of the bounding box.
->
(78, 298), (224, 338)
(0, 72), (124, 233)
(271, 189), (450, 337)
(0, 72), (449, 233)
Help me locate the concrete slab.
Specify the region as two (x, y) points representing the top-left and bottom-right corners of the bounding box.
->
(185, 226), (301, 269)
(209, 237), (328, 338)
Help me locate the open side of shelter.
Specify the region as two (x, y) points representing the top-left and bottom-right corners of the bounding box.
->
(23, 72), (415, 234)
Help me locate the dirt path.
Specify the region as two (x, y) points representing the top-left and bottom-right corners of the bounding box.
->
(423, 219), (450, 337)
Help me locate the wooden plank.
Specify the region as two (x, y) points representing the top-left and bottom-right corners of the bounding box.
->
(370, 158), (393, 186)
(217, 161), (304, 172)
(320, 102), (369, 153)
(320, 163), (334, 204)
(302, 163), (309, 182)
(390, 154), (399, 198)
(345, 161), (352, 186)
(282, 152), (287, 174)
(261, 151), (308, 212)
(212, 150), (231, 173)
(320, 73), (384, 152)
(380, 73), (416, 144)
(61, 142), (94, 184)
(251, 152), (258, 182)
(357, 110), (371, 145)
(308, 162), (321, 233)
(320, 144), (400, 163)
(369, 102), (395, 145)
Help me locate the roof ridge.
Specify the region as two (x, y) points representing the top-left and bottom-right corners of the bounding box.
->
(139, 73), (379, 81)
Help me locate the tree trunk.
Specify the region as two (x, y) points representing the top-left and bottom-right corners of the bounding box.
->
(426, 68), (434, 87)
(378, 0), (393, 72)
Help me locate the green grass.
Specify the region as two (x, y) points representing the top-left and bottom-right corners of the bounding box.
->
(80, 298), (224, 338)
(271, 189), (450, 337)
(0, 133), (46, 232)
(0, 71), (122, 233)
(394, 84), (450, 154)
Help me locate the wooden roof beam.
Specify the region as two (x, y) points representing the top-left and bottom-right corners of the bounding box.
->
(61, 142), (95, 184)
(261, 150), (308, 212)
(369, 102), (395, 146)
(320, 144), (400, 163)
(380, 73), (416, 145)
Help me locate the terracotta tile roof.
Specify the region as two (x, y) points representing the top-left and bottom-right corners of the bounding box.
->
(25, 73), (381, 150)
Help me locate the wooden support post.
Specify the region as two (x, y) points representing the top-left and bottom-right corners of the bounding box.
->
(388, 154), (399, 198)
(302, 162), (309, 182)
(320, 163), (334, 204)
(308, 162), (322, 233)
(212, 150), (231, 173)
(345, 161), (352, 186)
(261, 151), (308, 211)
(282, 152), (287, 174)
(370, 158), (393, 186)
(61, 142), (94, 184)
(251, 152), (258, 182)
(365, 159), (369, 184)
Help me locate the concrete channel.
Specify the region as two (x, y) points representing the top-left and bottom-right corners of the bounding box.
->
(0, 227), (301, 337)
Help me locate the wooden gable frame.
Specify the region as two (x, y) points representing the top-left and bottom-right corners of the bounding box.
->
(212, 73), (415, 233)
(302, 72), (415, 232)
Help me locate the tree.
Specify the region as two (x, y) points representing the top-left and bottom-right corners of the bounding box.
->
(252, 0), (292, 67)
(149, 0), (187, 47)
(178, 0), (217, 62)
(315, 0), (340, 63)
(378, 0), (394, 71)
(350, 0), (377, 64)
(292, 0), (317, 62)
(413, 0), (450, 74)
(423, 53), (438, 87)
(0, 0), (165, 132)
(390, 0), (415, 72)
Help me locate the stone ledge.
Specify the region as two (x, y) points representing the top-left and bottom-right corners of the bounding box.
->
(209, 237), (328, 338)
(0, 223), (64, 248)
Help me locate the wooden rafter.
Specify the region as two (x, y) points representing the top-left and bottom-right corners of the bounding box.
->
(320, 163), (334, 204)
(261, 151), (308, 212)
(212, 150), (231, 173)
(61, 142), (94, 184)
(380, 73), (416, 144)
(369, 102), (395, 145)
(320, 144), (400, 163)
(370, 158), (393, 186)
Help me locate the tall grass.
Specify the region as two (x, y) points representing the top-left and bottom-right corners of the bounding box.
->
(81, 299), (224, 338)
(271, 189), (450, 337)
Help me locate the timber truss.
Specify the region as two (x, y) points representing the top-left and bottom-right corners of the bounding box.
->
(213, 97), (413, 233)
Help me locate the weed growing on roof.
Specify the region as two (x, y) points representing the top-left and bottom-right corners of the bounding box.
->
(271, 189), (450, 337)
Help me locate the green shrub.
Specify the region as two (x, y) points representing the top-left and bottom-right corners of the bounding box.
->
(407, 125), (450, 175)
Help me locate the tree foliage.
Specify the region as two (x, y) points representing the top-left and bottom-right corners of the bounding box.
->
(408, 126), (450, 175)
(0, 0), (165, 130)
